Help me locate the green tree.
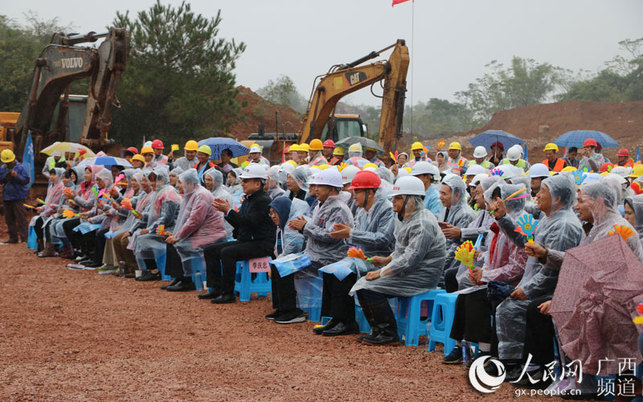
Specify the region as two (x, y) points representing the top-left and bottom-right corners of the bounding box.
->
(0, 13), (73, 110)
(559, 38), (642, 102)
(257, 75), (307, 113)
(456, 56), (569, 123)
(403, 98), (475, 138)
(110, 1), (245, 145)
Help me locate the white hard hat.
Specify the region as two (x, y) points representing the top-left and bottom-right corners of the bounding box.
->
(249, 146), (262, 153)
(341, 165), (361, 185)
(605, 172), (627, 186)
(473, 146), (487, 158)
(396, 168), (410, 178)
(309, 167), (343, 188)
(507, 145), (522, 162)
(143, 141), (153, 148)
(389, 176), (426, 197)
(528, 163), (550, 178)
(239, 163), (268, 180)
(279, 162), (295, 174)
(582, 173), (602, 185)
(500, 164), (522, 181)
(470, 173), (488, 187)
(411, 161), (439, 177)
(464, 164), (488, 176)
(610, 166), (631, 177)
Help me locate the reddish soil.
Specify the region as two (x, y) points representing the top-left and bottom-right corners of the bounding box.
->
(0, 219), (555, 400)
(401, 100), (643, 162)
(228, 86), (303, 140)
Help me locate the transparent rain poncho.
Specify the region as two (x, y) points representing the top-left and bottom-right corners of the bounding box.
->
(169, 166), (184, 188)
(624, 194), (643, 243)
(266, 166), (286, 200)
(204, 167), (234, 238)
(40, 168), (65, 217)
(278, 163), (295, 188)
(439, 174), (476, 269)
(173, 169), (227, 273)
(288, 166), (310, 193)
(495, 173), (583, 360)
(226, 168), (243, 196)
(350, 195), (447, 297)
(110, 171), (150, 237)
(72, 166), (98, 212)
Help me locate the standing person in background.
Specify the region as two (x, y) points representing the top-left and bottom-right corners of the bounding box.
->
(329, 147), (345, 166)
(151, 140), (168, 165)
(500, 145), (530, 172)
(173, 140), (200, 171)
(0, 149), (30, 243)
(578, 138), (605, 171)
(364, 147), (384, 168)
(194, 145), (215, 184)
(615, 148), (634, 168)
(541, 143), (568, 172)
(467, 146), (494, 170)
(446, 142), (467, 176)
(308, 139), (327, 166)
(488, 142), (505, 166)
(322, 140), (335, 161)
(141, 146), (156, 169)
(248, 145), (270, 167)
(563, 147), (579, 169)
(42, 151), (66, 178)
(217, 149), (238, 173)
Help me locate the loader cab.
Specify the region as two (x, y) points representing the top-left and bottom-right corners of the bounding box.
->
(321, 114), (367, 143)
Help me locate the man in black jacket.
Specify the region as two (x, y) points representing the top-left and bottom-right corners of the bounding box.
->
(200, 163), (276, 304)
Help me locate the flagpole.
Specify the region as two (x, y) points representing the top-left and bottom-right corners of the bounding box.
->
(409, 0), (415, 136)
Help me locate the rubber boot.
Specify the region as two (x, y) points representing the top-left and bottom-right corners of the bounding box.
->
(356, 300), (381, 342)
(359, 299), (399, 345)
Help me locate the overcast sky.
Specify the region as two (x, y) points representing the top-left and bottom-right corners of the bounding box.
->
(4, 0), (643, 107)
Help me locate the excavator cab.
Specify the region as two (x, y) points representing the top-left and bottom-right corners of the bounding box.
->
(320, 114), (368, 143)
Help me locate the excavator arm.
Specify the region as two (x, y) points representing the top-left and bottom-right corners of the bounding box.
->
(15, 28), (127, 157)
(299, 39), (409, 153)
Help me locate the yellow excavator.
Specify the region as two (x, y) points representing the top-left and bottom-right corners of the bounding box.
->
(298, 39), (409, 153)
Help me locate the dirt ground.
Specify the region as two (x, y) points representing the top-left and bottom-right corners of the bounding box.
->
(0, 230), (555, 401)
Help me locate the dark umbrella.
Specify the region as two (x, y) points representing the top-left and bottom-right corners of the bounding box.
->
(198, 137), (249, 160)
(335, 136), (384, 153)
(553, 130), (618, 149)
(468, 130), (524, 152)
(550, 235), (643, 374)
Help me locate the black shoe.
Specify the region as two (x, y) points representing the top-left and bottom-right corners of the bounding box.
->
(166, 279), (196, 292)
(161, 278), (181, 290)
(81, 260), (101, 268)
(265, 310), (281, 320)
(313, 319), (338, 335)
(211, 293), (235, 304)
(198, 289), (220, 300)
(442, 345), (463, 364)
(504, 364), (525, 383)
(322, 321), (359, 337)
(358, 326), (399, 345)
(135, 270), (161, 282)
(274, 311), (306, 324)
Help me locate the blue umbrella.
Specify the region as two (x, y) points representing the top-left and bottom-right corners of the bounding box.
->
(468, 130), (525, 152)
(553, 130), (618, 149)
(77, 156), (132, 168)
(198, 137), (249, 159)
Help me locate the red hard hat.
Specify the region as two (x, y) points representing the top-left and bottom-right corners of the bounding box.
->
(152, 139), (164, 150)
(583, 138), (598, 148)
(323, 140), (335, 148)
(600, 162), (613, 173)
(349, 170), (381, 190)
(617, 148), (629, 157)
(127, 146), (139, 154)
(490, 141), (504, 151)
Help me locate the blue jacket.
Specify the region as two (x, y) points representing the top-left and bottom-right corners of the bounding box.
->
(0, 162), (30, 201)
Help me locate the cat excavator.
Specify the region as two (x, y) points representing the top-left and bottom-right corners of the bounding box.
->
(298, 39), (409, 153)
(13, 28), (127, 167)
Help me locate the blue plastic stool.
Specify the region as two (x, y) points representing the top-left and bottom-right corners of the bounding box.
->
(355, 304), (370, 334)
(395, 289), (445, 346)
(27, 226), (38, 250)
(428, 292), (458, 355)
(234, 260), (271, 302)
(188, 257), (206, 291)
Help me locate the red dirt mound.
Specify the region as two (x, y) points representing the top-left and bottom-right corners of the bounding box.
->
(228, 86), (303, 140)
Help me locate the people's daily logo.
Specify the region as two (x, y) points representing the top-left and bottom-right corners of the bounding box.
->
(468, 356), (506, 393)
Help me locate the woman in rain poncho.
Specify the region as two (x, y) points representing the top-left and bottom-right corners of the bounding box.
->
(351, 175), (447, 345)
(45, 167), (82, 258)
(624, 194), (643, 243)
(492, 173), (583, 375)
(33, 168), (66, 254)
(443, 183), (529, 364)
(133, 166), (181, 281)
(266, 166), (286, 200)
(226, 168), (243, 196)
(169, 166), (183, 188)
(285, 166), (309, 201)
(438, 174), (476, 273)
(204, 167), (235, 238)
(162, 169), (227, 291)
(113, 170), (156, 277)
(315, 170), (396, 337)
(81, 169), (117, 268)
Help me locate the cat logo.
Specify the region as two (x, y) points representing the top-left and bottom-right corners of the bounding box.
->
(345, 71), (367, 86)
(60, 57), (84, 69)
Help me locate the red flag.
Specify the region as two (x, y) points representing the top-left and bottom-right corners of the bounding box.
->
(392, 0), (411, 6)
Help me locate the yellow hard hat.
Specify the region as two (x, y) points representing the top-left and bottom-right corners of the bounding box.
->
(448, 142), (462, 151)
(411, 141), (424, 151)
(333, 147), (345, 156)
(348, 143), (363, 154)
(131, 154), (145, 163)
(299, 143), (310, 152)
(561, 166), (577, 173)
(198, 145), (211, 155)
(141, 146), (154, 154)
(317, 164), (330, 170)
(403, 167), (412, 173)
(363, 163), (378, 169)
(309, 139), (323, 151)
(287, 144), (298, 152)
(544, 143), (559, 152)
(1, 149), (15, 163)
(184, 140), (199, 151)
(285, 160), (297, 168)
(629, 164), (643, 178)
